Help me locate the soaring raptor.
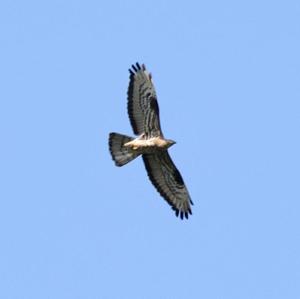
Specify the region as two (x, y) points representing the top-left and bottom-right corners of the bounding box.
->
(109, 63), (193, 219)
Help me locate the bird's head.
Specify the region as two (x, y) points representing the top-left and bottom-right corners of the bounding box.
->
(166, 139), (176, 148)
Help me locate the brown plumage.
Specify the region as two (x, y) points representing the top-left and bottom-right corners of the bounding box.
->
(109, 63), (193, 219)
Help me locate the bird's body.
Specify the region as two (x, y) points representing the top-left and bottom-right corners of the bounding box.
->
(124, 135), (175, 152)
(109, 63), (193, 219)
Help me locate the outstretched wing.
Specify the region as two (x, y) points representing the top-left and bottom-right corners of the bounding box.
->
(142, 151), (193, 219)
(127, 63), (162, 137)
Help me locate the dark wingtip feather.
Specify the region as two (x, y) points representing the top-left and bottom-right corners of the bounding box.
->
(180, 211), (184, 220)
(132, 64), (138, 72)
(136, 62), (141, 70)
(129, 62), (145, 75)
(172, 204), (192, 220)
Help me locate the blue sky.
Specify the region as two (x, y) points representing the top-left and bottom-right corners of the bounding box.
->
(0, 0), (299, 298)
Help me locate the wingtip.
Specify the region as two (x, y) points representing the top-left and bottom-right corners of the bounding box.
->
(131, 64), (138, 72)
(180, 211), (184, 220)
(173, 207), (192, 220)
(136, 62), (141, 70)
(129, 62), (146, 74)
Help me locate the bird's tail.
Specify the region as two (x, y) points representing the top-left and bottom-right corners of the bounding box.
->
(108, 132), (140, 166)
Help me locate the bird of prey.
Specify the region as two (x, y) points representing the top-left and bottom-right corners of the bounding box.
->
(108, 63), (193, 219)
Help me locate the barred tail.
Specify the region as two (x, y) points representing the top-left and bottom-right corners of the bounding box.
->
(108, 132), (140, 167)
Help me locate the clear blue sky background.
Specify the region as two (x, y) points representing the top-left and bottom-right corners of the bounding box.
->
(0, 1), (299, 298)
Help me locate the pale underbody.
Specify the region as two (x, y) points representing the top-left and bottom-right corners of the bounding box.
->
(124, 135), (174, 153)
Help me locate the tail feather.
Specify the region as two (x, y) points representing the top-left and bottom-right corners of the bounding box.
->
(108, 133), (140, 166)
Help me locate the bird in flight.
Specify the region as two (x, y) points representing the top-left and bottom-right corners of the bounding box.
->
(108, 63), (193, 219)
